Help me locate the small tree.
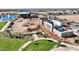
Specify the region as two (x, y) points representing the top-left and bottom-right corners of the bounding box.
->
(44, 33), (48, 38)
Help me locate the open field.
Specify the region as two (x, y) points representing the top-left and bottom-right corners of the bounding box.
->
(0, 32), (27, 51)
(0, 22), (7, 30)
(23, 39), (58, 51)
(56, 15), (79, 21)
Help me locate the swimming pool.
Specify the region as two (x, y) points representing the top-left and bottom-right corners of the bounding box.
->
(0, 15), (16, 22)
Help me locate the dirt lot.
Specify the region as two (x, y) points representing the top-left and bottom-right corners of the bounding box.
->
(56, 15), (79, 22)
(11, 18), (40, 33)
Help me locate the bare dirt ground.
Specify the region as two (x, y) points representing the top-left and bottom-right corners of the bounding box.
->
(56, 15), (79, 44)
(11, 18), (40, 33)
(12, 18), (29, 33)
(56, 15), (79, 22)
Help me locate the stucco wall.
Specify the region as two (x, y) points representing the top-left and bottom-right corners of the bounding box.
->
(61, 30), (74, 37)
(53, 29), (74, 38)
(44, 21), (53, 31)
(53, 29), (62, 37)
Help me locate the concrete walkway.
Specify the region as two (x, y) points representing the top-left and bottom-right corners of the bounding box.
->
(18, 37), (79, 51)
(32, 34), (39, 41)
(50, 42), (79, 51)
(18, 41), (32, 51)
(18, 38), (59, 51)
(61, 42), (79, 50)
(0, 21), (12, 32)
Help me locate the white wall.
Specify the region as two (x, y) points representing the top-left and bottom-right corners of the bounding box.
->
(53, 28), (74, 38)
(44, 21), (52, 31)
(52, 19), (62, 27)
(61, 31), (74, 37)
(53, 28), (62, 37)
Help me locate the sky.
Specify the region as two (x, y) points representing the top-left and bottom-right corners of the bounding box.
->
(0, 0), (79, 8)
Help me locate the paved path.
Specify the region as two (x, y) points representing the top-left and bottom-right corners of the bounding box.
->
(18, 38), (79, 51)
(50, 42), (79, 51)
(18, 41), (32, 51)
(61, 42), (79, 50)
(18, 38), (58, 51)
(0, 21), (12, 32)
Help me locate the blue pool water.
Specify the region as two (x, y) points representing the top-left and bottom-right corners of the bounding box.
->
(0, 15), (16, 22)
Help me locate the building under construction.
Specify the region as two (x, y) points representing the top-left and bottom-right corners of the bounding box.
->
(40, 16), (79, 38)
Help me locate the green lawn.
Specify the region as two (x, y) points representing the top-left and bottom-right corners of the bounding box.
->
(23, 39), (58, 51)
(0, 22), (7, 30)
(0, 32), (27, 51)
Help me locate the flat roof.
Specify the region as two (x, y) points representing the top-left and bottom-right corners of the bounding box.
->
(18, 12), (30, 14)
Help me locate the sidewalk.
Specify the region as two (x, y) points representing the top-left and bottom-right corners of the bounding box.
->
(18, 41), (32, 51)
(18, 38), (58, 51)
(0, 21), (12, 32)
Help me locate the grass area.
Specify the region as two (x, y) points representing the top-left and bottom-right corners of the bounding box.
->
(0, 22), (7, 30)
(23, 39), (58, 51)
(0, 32), (27, 51)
